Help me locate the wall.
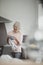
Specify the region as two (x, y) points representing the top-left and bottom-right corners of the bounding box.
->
(0, 0), (38, 38)
(0, 0), (1, 16)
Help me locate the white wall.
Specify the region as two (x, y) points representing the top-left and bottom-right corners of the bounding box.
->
(0, 0), (1, 16)
(0, 0), (38, 38)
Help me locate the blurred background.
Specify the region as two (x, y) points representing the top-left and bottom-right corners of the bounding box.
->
(0, 0), (43, 63)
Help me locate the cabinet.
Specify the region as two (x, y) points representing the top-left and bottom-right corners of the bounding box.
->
(0, 46), (3, 56)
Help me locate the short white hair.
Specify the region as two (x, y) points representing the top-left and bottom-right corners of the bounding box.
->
(13, 21), (20, 30)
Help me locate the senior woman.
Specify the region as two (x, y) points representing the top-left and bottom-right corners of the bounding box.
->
(7, 21), (23, 59)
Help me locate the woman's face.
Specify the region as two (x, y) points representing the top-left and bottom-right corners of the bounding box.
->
(13, 25), (19, 32)
(13, 22), (20, 32)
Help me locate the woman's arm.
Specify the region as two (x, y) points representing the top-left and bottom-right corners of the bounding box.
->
(7, 36), (9, 44)
(14, 34), (23, 45)
(14, 38), (20, 45)
(7, 31), (13, 44)
(7, 35), (19, 45)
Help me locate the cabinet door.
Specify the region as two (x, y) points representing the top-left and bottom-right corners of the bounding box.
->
(0, 46), (3, 56)
(0, 23), (7, 46)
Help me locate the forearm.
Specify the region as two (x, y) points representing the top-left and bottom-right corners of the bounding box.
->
(14, 40), (20, 45)
(14, 38), (21, 45)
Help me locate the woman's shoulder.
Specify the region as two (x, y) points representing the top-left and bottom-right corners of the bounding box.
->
(18, 31), (23, 36)
(8, 30), (13, 35)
